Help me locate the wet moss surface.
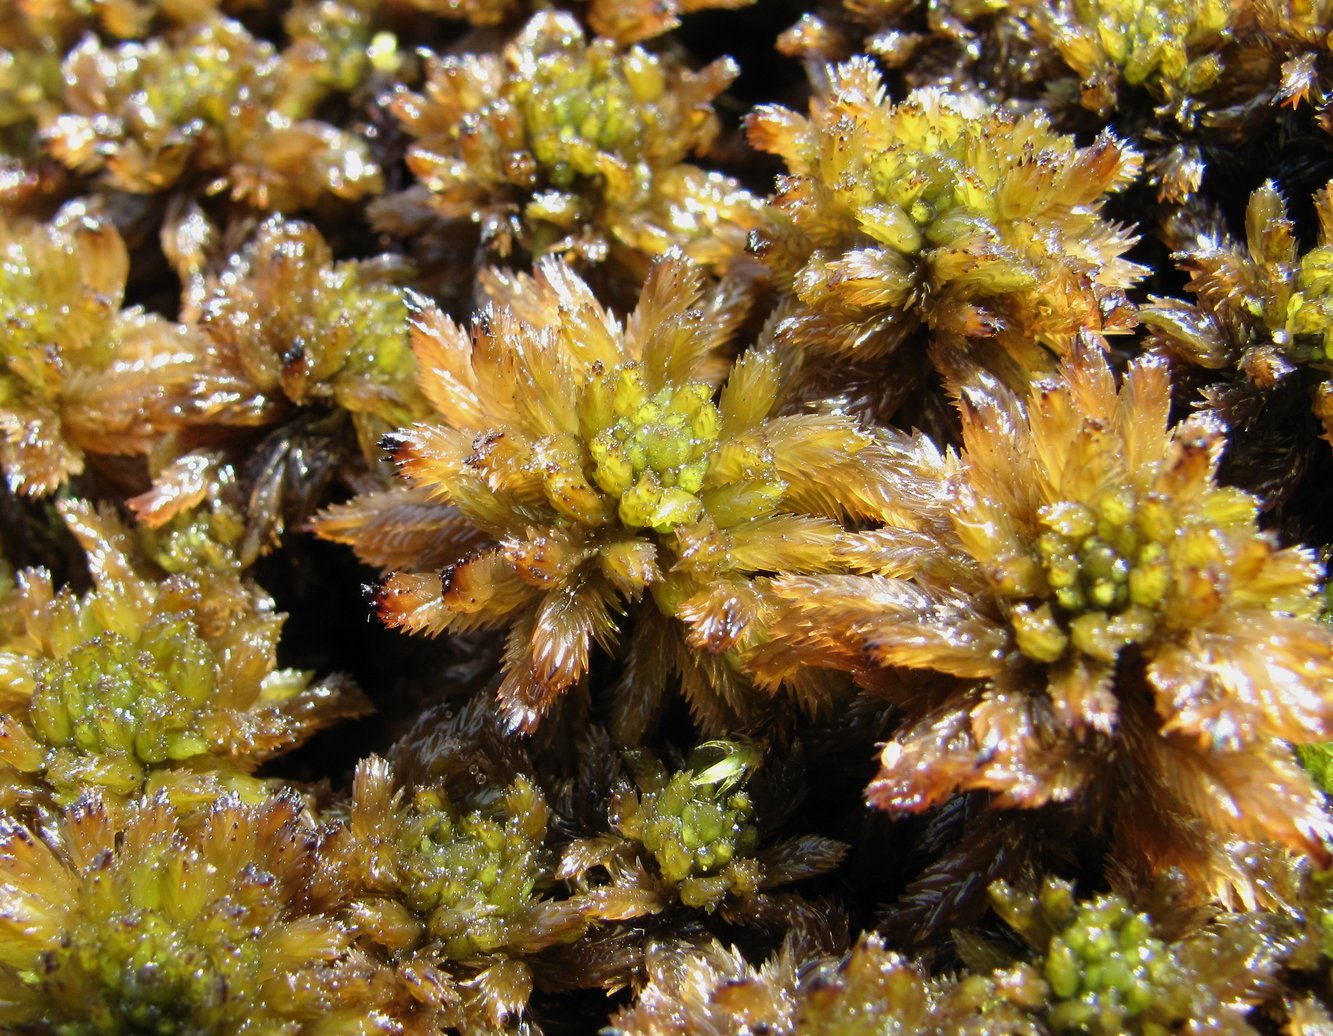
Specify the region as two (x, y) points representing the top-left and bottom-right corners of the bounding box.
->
(3, 1), (1333, 1032)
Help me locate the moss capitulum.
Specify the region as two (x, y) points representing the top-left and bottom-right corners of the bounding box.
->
(397, 781), (544, 959)
(48, 907), (251, 1036)
(32, 619), (216, 767)
(863, 109), (1002, 259)
(520, 42), (665, 188)
(1012, 489), (1172, 664)
(635, 771), (757, 882)
(1043, 889), (1176, 1032)
(1073, 0), (1231, 88)
(1289, 249), (1333, 366)
(617, 745), (761, 886)
(586, 363), (721, 534)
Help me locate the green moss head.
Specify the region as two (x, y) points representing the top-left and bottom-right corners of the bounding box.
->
(990, 877), (1282, 1034)
(586, 364), (722, 533)
(318, 254), (898, 735)
(747, 60), (1142, 366)
(339, 758), (550, 961)
(0, 502), (367, 807)
(615, 741), (761, 905)
(0, 792), (407, 1033)
(398, 778), (547, 959)
(391, 11), (760, 269)
(0, 207), (204, 496)
(49, 17), (381, 206)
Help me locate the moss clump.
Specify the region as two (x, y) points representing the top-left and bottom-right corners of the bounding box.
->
(0, 791), (415, 1034)
(334, 757), (552, 961)
(1036, 0), (1237, 114)
(990, 877), (1282, 1034)
(388, 12), (761, 273)
(3, 0), (1333, 1030)
(759, 345), (1333, 892)
(1145, 180), (1333, 453)
(317, 253), (897, 737)
(48, 17), (381, 206)
(0, 207), (205, 495)
(612, 742), (762, 908)
(748, 59), (1142, 384)
(0, 502), (366, 810)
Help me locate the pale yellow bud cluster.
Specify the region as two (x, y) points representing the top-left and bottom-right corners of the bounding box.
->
(585, 363), (721, 533)
(1012, 488), (1172, 664)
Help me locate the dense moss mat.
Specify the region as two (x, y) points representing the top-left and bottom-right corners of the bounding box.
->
(3, 0), (1333, 1031)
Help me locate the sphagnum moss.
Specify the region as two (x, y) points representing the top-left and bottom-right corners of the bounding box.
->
(386, 12), (762, 276)
(756, 342), (1333, 891)
(0, 205), (207, 496)
(132, 216), (427, 564)
(555, 739), (846, 914)
(0, 790), (430, 1034)
(747, 57), (1144, 404)
(47, 16), (382, 207)
(3, 0), (1333, 1030)
(316, 252), (902, 738)
(1145, 179), (1333, 453)
(1030, 0), (1239, 118)
(0, 502), (367, 813)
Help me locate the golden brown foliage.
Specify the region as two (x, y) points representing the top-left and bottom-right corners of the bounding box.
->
(0, 791), (419, 1034)
(0, 502), (366, 812)
(132, 217), (425, 562)
(609, 875), (1287, 1035)
(1145, 179), (1333, 450)
(396, 0), (755, 42)
(776, 0), (1019, 81)
(747, 58), (1142, 389)
(0, 206), (205, 496)
(317, 254), (899, 736)
(758, 343), (1333, 883)
(46, 16), (382, 206)
(386, 12), (761, 274)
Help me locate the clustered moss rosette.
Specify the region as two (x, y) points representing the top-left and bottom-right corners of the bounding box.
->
(758, 342), (1333, 885)
(746, 58), (1144, 383)
(557, 740), (845, 914)
(324, 754), (670, 1031)
(186, 217), (421, 443)
(1030, 0), (1239, 119)
(45, 15), (381, 206)
(613, 744), (761, 905)
(0, 501), (367, 811)
(0, 205), (207, 496)
(986, 876), (1285, 1034)
(317, 252), (900, 738)
(0, 790), (421, 1034)
(131, 216), (426, 563)
(607, 875), (1281, 1035)
(1145, 179), (1333, 450)
(332, 755), (557, 963)
(387, 12), (762, 274)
